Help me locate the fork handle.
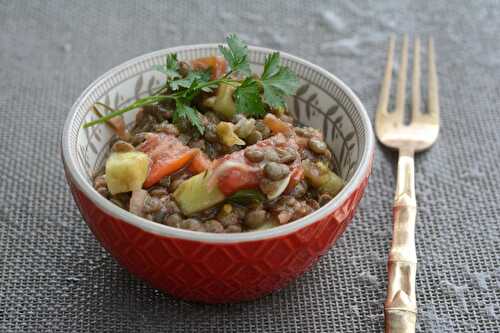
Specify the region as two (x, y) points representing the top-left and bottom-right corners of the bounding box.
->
(385, 148), (417, 333)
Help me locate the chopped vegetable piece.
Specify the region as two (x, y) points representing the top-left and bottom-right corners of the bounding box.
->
(213, 134), (301, 196)
(213, 83), (237, 119)
(138, 133), (199, 188)
(303, 160), (344, 196)
(188, 152), (212, 174)
(216, 122), (246, 146)
(173, 171), (226, 216)
(191, 56), (227, 80)
(105, 151), (150, 195)
(263, 113), (293, 135)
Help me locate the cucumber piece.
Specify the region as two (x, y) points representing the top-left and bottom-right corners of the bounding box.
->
(303, 160), (344, 196)
(213, 83), (236, 119)
(105, 151), (150, 195)
(173, 171), (226, 216)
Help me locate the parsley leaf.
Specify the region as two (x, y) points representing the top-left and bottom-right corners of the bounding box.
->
(173, 101), (204, 134)
(234, 78), (266, 117)
(261, 52), (280, 80)
(219, 34), (251, 76)
(153, 54), (181, 80)
(170, 69), (212, 91)
(226, 189), (265, 205)
(261, 53), (300, 108)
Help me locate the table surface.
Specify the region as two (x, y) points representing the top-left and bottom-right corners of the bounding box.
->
(1, 0), (499, 332)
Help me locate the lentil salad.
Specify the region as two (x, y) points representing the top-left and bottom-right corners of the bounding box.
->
(88, 35), (344, 233)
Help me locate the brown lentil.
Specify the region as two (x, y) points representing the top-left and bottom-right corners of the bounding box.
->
(130, 132), (148, 146)
(205, 219), (224, 233)
(164, 200), (181, 215)
(165, 213), (183, 227)
(308, 138), (328, 155)
(264, 162), (290, 181)
(181, 218), (206, 232)
(225, 224), (242, 233)
(255, 120), (272, 138)
(294, 126), (317, 138)
(143, 196), (162, 214)
(276, 147), (298, 164)
(259, 178), (282, 197)
(244, 148), (265, 163)
(152, 207), (168, 223)
(244, 210), (268, 229)
(264, 147), (280, 162)
(245, 130), (262, 145)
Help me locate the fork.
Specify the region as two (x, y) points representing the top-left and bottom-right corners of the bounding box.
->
(375, 35), (440, 333)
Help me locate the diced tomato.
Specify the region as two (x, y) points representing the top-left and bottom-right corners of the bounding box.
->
(217, 166), (261, 195)
(191, 56), (227, 80)
(211, 134), (303, 196)
(188, 152), (212, 174)
(138, 133), (198, 188)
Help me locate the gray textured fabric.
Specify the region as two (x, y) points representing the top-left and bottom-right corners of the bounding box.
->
(1, 0), (499, 332)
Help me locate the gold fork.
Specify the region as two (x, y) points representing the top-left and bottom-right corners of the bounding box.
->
(375, 35), (440, 333)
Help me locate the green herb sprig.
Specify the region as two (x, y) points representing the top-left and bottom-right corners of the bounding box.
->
(83, 34), (300, 134)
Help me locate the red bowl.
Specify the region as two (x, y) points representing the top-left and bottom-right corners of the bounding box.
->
(62, 45), (374, 303)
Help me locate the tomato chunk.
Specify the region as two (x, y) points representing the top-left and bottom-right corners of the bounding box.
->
(138, 133), (198, 188)
(211, 134), (303, 196)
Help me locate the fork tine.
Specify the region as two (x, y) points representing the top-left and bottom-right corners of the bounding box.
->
(394, 34), (409, 123)
(427, 37), (439, 120)
(411, 37), (421, 121)
(376, 35), (396, 116)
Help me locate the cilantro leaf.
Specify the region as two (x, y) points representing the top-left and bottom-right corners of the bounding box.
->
(219, 34), (251, 76)
(233, 78), (266, 117)
(173, 101), (204, 134)
(260, 53), (300, 108)
(170, 69), (212, 91)
(153, 54), (181, 80)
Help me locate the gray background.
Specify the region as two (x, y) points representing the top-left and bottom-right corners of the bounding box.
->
(1, 0), (499, 332)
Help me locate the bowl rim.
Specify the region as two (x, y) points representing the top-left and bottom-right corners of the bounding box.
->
(62, 44), (374, 244)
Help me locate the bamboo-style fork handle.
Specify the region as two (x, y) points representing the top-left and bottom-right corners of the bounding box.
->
(375, 35), (440, 333)
(384, 147), (417, 333)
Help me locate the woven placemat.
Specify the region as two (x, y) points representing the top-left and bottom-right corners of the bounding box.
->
(1, 0), (499, 332)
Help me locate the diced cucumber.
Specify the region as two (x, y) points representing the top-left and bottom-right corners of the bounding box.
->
(173, 171), (226, 216)
(105, 151), (150, 195)
(213, 83), (236, 119)
(303, 160), (344, 196)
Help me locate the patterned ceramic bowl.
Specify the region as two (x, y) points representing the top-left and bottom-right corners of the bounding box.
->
(61, 45), (374, 303)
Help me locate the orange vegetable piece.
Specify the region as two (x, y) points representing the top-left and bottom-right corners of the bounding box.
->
(138, 133), (198, 188)
(191, 56), (227, 80)
(188, 152), (212, 174)
(263, 114), (293, 135)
